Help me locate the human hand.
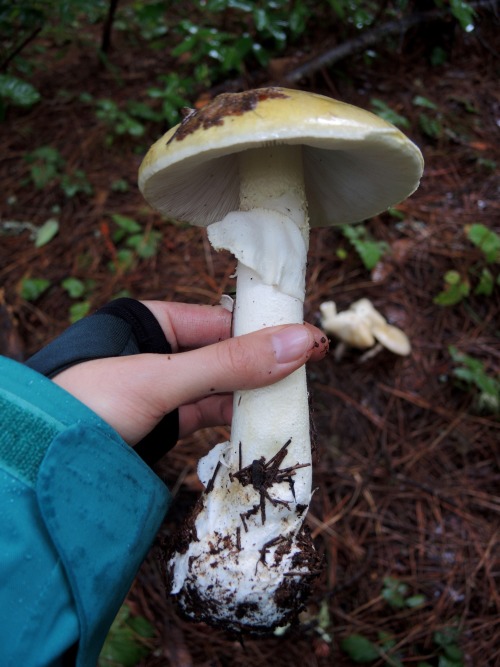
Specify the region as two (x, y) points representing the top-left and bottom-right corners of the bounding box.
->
(52, 301), (328, 446)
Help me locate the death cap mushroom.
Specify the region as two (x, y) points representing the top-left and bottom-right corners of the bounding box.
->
(138, 87), (424, 229)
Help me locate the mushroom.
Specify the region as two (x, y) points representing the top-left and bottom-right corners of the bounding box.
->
(320, 298), (411, 360)
(138, 87), (423, 632)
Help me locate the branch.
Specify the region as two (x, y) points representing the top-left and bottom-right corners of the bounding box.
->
(0, 26), (42, 72)
(101, 0), (121, 54)
(207, 1), (496, 98)
(280, 3), (492, 85)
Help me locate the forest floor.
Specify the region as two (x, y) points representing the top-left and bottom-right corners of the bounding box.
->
(0, 8), (499, 667)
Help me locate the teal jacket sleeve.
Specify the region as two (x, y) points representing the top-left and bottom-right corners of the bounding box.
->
(0, 356), (171, 667)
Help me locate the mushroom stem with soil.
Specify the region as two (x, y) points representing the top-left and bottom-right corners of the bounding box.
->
(138, 87), (424, 633)
(169, 144), (318, 633)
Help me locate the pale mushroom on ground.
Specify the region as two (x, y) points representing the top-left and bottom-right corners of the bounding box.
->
(320, 298), (412, 360)
(138, 87), (423, 632)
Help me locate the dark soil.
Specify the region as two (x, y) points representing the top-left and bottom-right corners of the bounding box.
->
(1, 7), (499, 667)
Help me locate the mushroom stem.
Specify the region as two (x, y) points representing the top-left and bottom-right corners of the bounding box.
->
(239, 145), (309, 243)
(230, 145), (311, 491)
(231, 264), (311, 484)
(166, 145), (319, 632)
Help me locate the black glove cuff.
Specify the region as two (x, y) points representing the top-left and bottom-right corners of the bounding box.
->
(26, 298), (179, 465)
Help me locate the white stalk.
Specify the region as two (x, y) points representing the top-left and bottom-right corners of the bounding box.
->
(167, 145), (318, 632)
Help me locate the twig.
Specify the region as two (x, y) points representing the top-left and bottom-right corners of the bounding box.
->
(314, 382), (386, 429)
(280, 2), (493, 85)
(1, 26), (42, 72)
(101, 0), (121, 54)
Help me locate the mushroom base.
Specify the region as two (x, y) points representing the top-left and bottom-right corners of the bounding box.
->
(162, 445), (321, 634)
(164, 518), (321, 634)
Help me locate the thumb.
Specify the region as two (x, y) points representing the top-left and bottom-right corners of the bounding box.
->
(53, 324), (327, 445)
(148, 323), (324, 413)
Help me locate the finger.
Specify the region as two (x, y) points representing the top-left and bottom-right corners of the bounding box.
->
(141, 301), (232, 352)
(145, 323), (329, 415)
(53, 323), (328, 445)
(179, 394), (233, 438)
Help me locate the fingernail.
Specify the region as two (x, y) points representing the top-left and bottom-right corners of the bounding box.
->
(272, 325), (311, 364)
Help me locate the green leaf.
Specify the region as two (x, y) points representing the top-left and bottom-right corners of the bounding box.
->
(434, 271), (470, 305)
(0, 74), (40, 109)
(111, 179), (129, 193)
(126, 230), (162, 258)
(387, 207), (405, 220)
(466, 223), (500, 263)
(30, 163), (58, 189)
(25, 146), (65, 189)
(442, 643), (464, 662)
(60, 170), (93, 198)
(378, 634), (393, 648)
(474, 267), (495, 296)
(406, 594), (426, 608)
(26, 146), (65, 167)
(20, 277), (51, 301)
(450, 347), (500, 414)
(69, 301), (91, 323)
(413, 95), (438, 110)
(98, 604), (154, 667)
(419, 112), (442, 139)
(449, 0), (475, 31)
(109, 249), (136, 273)
(382, 577), (408, 609)
(126, 100), (160, 122)
(430, 46), (448, 66)
(112, 214), (142, 234)
(341, 224), (388, 270)
(34, 219), (59, 247)
(341, 634), (380, 662)
(62, 277), (86, 298)
(128, 614), (156, 638)
(371, 98), (410, 128)
(357, 240), (388, 270)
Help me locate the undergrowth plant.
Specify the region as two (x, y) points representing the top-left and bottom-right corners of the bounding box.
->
(449, 346), (500, 415)
(107, 213), (162, 273)
(24, 145), (93, 197)
(370, 99), (410, 129)
(94, 98), (154, 144)
(434, 224), (500, 306)
(19, 274), (95, 322)
(19, 276), (51, 302)
(98, 603), (155, 667)
(0, 73), (40, 119)
(340, 222), (389, 270)
(0, 0), (478, 124)
(61, 276), (94, 323)
(340, 577), (464, 666)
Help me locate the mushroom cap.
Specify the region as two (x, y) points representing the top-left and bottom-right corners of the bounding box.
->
(320, 298), (412, 354)
(349, 298), (387, 328)
(372, 322), (412, 356)
(138, 87), (424, 228)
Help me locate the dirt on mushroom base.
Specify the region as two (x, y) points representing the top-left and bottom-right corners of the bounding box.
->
(163, 521), (321, 635)
(0, 15), (499, 667)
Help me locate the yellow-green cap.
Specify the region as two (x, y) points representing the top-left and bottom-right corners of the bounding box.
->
(138, 87), (423, 227)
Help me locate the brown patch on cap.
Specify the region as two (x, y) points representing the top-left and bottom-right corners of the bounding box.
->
(168, 87), (289, 143)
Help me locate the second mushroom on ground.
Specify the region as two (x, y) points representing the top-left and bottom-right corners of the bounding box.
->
(138, 87), (424, 632)
(320, 298), (412, 360)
